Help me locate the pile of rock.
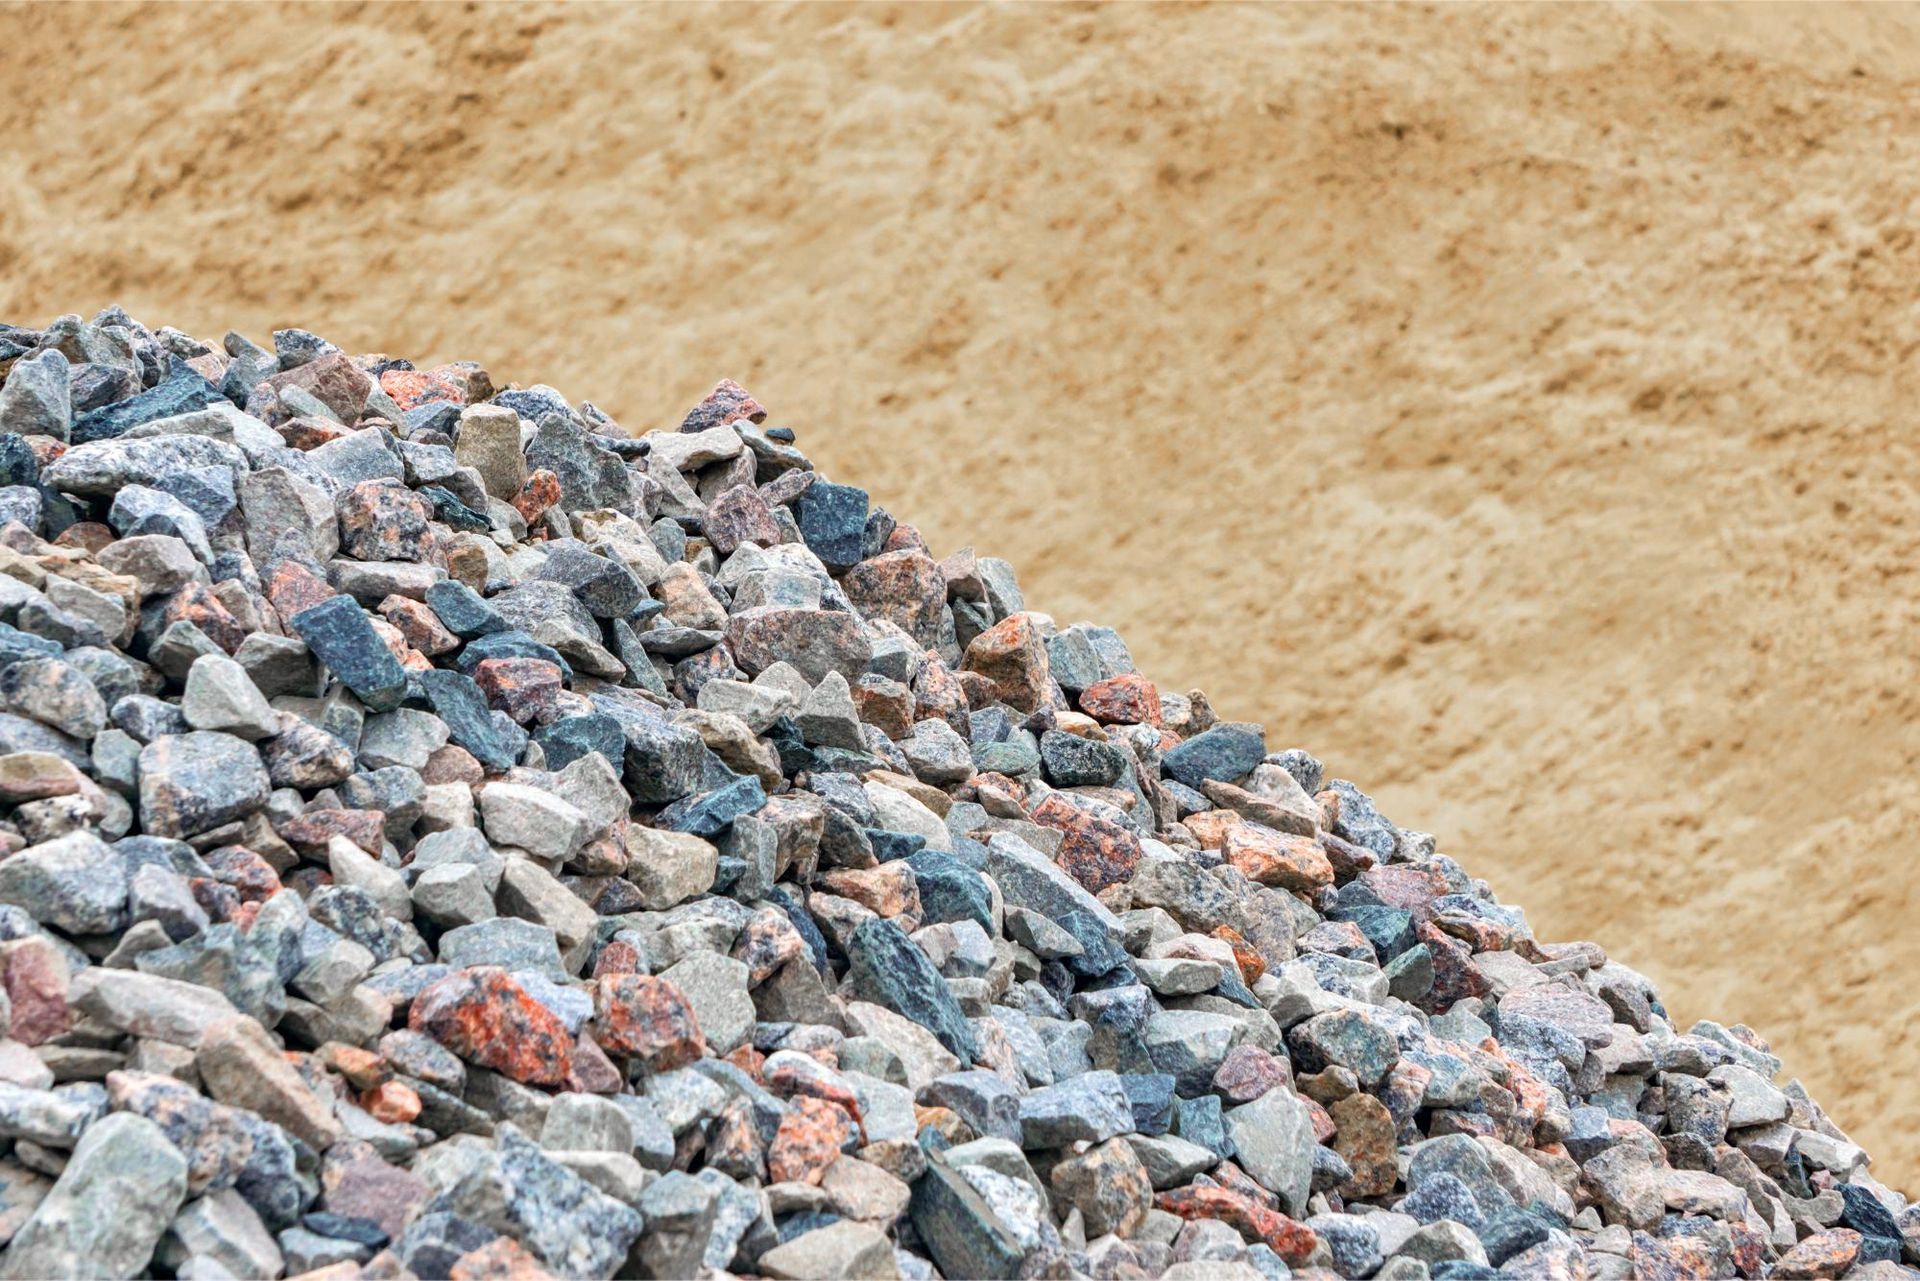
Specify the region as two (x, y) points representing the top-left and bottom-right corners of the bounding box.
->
(0, 306), (1901, 1281)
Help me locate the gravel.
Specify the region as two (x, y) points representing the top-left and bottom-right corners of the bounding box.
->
(0, 305), (1895, 1279)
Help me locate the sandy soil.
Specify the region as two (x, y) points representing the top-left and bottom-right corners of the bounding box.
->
(6, 0), (1920, 1182)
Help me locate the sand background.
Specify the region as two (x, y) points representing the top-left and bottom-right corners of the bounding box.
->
(5, 0), (1919, 1183)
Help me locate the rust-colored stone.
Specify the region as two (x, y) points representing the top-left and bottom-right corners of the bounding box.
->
(0, 936), (70, 1046)
(1222, 825), (1333, 894)
(1330, 1091), (1397, 1197)
(512, 468), (562, 524)
(449, 1236), (555, 1281)
(1031, 792), (1141, 895)
(1416, 922), (1489, 1013)
(844, 550), (947, 648)
(592, 974), (707, 1072)
(680, 378), (765, 431)
(378, 595), (460, 655)
(264, 559), (339, 623)
(1078, 673), (1161, 725)
(379, 368), (464, 412)
(276, 809), (385, 858)
(1211, 1044), (1289, 1106)
(590, 938), (644, 980)
(203, 844), (284, 904)
(165, 581), (248, 653)
(409, 967), (575, 1087)
(360, 1080), (422, 1126)
(961, 612), (1051, 713)
(815, 863), (922, 923)
(473, 657), (564, 726)
(1212, 924), (1266, 985)
(1154, 1185), (1318, 1266)
(768, 1095), (855, 1185)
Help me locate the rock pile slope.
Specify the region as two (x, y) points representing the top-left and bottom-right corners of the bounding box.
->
(0, 306), (1902, 1280)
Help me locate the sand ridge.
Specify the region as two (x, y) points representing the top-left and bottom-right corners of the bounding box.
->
(5, 0), (1920, 1183)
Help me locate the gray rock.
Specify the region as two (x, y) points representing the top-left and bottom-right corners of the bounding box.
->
(658, 952), (755, 1056)
(1017, 1070), (1136, 1149)
(1224, 1087), (1315, 1217)
(0, 1111), (189, 1280)
(0, 348), (70, 439)
(0, 832), (127, 934)
(180, 654), (277, 740)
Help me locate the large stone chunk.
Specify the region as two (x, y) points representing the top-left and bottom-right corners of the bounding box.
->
(1161, 723), (1266, 790)
(526, 414), (638, 513)
(42, 434), (247, 497)
(0, 348), (70, 439)
(1224, 1087), (1316, 1217)
(454, 404), (526, 500)
(288, 595), (410, 712)
(0, 832), (126, 934)
(433, 1126), (645, 1278)
(1018, 1070), (1136, 1149)
(68, 969), (240, 1047)
(479, 782), (589, 863)
(409, 968), (574, 1086)
(137, 732), (270, 840)
(626, 826), (719, 909)
(795, 481), (869, 572)
(197, 1015), (341, 1150)
(728, 607), (873, 685)
(962, 613), (1051, 712)
(180, 653), (278, 740)
(846, 917), (975, 1064)
(844, 550), (947, 649)
(759, 1219), (900, 1281)
(0, 1112), (189, 1280)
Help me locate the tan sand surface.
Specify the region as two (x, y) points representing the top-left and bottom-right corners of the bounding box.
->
(5, 0), (1920, 1182)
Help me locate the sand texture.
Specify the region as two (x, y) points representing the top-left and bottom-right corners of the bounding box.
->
(5, 0), (1919, 1182)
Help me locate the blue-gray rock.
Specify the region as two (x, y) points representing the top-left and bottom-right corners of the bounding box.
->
(922, 1071), (1022, 1145)
(71, 358), (224, 444)
(1308, 1214), (1383, 1280)
(591, 698), (704, 802)
(660, 773), (765, 837)
(1173, 1094), (1231, 1161)
(0, 1111), (189, 1280)
(429, 1126), (644, 1278)
(1159, 723), (1266, 789)
(289, 596), (409, 713)
(1038, 729), (1128, 788)
(424, 580), (509, 640)
(1479, 1205), (1553, 1266)
(454, 630), (573, 680)
(526, 415), (638, 514)
(137, 732), (270, 841)
(908, 1159), (1028, 1281)
(1326, 779), (1397, 859)
(1224, 1087), (1316, 1216)
(845, 917), (975, 1064)
(1289, 1008), (1402, 1087)
(1017, 1070), (1135, 1149)
(1400, 1171), (1487, 1230)
(536, 541), (646, 619)
(0, 435), (39, 487)
(1122, 1072), (1177, 1137)
(904, 850), (993, 933)
(531, 712), (626, 778)
(795, 481), (869, 572)
(416, 668), (516, 772)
